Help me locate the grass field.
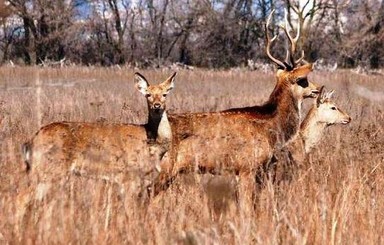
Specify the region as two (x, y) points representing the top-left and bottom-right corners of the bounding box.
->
(0, 66), (383, 244)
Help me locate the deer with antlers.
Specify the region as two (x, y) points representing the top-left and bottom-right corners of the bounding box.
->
(259, 86), (352, 184)
(154, 10), (320, 194)
(22, 72), (176, 185)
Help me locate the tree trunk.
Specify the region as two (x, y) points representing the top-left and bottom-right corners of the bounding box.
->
(108, 0), (125, 64)
(155, 0), (169, 62)
(369, 0), (384, 34)
(22, 16), (36, 65)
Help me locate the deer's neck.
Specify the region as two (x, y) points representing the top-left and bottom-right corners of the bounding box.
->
(223, 82), (301, 148)
(156, 111), (172, 144)
(300, 108), (327, 153)
(146, 109), (172, 144)
(269, 83), (301, 147)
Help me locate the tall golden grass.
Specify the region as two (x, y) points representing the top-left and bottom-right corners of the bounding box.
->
(0, 66), (383, 244)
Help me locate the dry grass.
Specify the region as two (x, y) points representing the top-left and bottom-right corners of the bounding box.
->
(0, 66), (383, 244)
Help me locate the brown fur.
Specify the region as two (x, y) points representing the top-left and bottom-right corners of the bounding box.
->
(271, 88), (352, 183)
(23, 72), (176, 184)
(155, 65), (319, 193)
(26, 122), (152, 181)
(153, 10), (320, 195)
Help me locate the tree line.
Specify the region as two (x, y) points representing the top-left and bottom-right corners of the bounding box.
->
(0, 0), (383, 68)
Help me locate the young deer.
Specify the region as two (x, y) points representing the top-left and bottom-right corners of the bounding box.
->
(154, 10), (319, 194)
(263, 87), (352, 184)
(22, 72), (176, 184)
(288, 87), (351, 162)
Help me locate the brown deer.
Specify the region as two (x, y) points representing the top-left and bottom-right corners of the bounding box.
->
(262, 87), (352, 184)
(300, 87), (351, 153)
(154, 10), (320, 194)
(17, 73), (176, 234)
(22, 72), (176, 184)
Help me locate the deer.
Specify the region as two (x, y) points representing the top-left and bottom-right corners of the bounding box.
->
(153, 10), (320, 196)
(22, 72), (176, 186)
(16, 73), (177, 235)
(259, 86), (352, 184)
(299, 87), (351, 154)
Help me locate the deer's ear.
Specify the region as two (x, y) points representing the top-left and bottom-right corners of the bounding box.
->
(325, 90), (335, 100)
(316, 86), (325, 107)
(134, 72), (150, 95)
(161, 72), (176, 93)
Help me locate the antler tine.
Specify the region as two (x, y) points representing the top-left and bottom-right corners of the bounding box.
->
(285, 49), (290, 64)
(265, 9), (286, 69)
(295, 50), (305, 64)
(280, 9), (301, 66)
(287, 9), (300, 51)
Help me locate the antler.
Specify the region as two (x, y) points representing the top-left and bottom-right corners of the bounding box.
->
(295, 50), (305, 64)
(280, 9), (302, 68)
(265, 10), (286, 70)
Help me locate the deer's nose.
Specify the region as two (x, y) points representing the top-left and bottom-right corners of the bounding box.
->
(153, 103), (161, 109)
(342, 116), (352, 124)
(307, 88), (320, 98)
(311, 89), (320, 95)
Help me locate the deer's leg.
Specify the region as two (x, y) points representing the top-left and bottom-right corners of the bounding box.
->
(237, 172), (257, 213)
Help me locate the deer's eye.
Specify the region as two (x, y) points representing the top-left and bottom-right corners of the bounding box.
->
(331, 106), (337, 110)
(162, 94), (167, 97)
(296, 78), (309, 88)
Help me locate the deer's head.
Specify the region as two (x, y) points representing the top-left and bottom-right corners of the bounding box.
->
(265, 10), (319, 100)
(134, 72), (176, 115)
(315, 86), (351, 125)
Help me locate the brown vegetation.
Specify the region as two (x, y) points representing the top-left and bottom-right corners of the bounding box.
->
(0, 67), (382, 243)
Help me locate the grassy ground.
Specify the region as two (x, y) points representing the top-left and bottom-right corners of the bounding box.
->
(0, 66), (383, 244)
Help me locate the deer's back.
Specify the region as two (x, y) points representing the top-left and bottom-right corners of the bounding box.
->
(169, 112), (273, 143)
(28, 122), (155, 181)
(166, 113), (274, 175)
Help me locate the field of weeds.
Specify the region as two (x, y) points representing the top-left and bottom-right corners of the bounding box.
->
(0, 66), (383, 244)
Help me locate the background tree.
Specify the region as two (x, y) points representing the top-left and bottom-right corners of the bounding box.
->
(0, 0), (382, 68)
